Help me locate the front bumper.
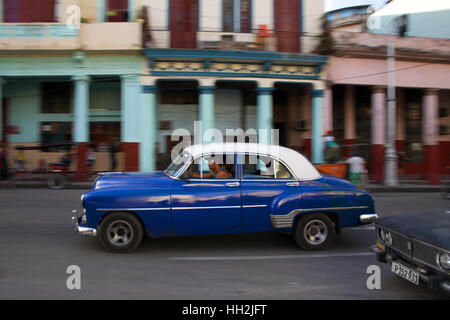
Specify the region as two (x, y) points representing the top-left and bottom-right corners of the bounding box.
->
(370, 244), (450, 295)
(360, 213), (378, 224)
(71, 210), (97, 236)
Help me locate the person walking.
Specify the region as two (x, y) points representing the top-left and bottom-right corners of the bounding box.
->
(324, 138), (341, 164)
(109, 140), (118, 171)
(345, 151), (366, 187)
(86, 145), (96, 174)
(0, 143), (12, 188)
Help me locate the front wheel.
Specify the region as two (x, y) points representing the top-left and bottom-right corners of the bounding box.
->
(98, 213), (144, 253)
(293, 213), (336, 250)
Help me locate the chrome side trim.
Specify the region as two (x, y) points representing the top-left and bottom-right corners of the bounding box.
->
(96, 208), (170, 211)
(172, 205), (241, 210)
(97, 205), (268, 211)
(270, 206), (369, 229)
(243, 204), (268, 208)
(270, 209), (302, 229)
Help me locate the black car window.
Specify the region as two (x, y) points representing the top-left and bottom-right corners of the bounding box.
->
(184, 153), (235, 179)
(241, 154), (292, 179)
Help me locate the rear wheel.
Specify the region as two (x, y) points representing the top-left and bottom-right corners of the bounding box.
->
(98, 213), (144, 253)
(293, 213), (336, 250)
(47, 173), (67, 189)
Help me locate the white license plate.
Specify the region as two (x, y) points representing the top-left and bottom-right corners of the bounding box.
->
(391, 261), (420, 285)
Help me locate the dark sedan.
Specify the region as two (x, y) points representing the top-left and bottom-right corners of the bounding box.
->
(371, 210), (450, 295)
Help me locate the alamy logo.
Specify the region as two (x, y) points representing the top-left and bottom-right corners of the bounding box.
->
(366, 265), (381, 290)
(66, 5), (81, 30)
(66, 265), (81, 290)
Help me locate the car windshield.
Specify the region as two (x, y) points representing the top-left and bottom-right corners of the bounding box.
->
(164, 152), (191, 178)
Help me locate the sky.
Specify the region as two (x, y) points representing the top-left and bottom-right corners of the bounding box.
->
(325, 0), (388, 12)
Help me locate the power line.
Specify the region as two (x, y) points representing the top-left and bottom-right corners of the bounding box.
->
(331, 61), (448, 82)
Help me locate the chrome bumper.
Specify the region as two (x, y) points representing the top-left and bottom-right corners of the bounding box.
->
(360, 213), (379, 223)
(71, 210), (96, 236)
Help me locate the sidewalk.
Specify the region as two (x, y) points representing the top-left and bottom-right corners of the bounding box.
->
(5, 180), (449, 193)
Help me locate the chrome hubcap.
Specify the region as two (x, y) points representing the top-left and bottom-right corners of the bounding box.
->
(304, 220), (328, 245)
(106, 220), (134, 247)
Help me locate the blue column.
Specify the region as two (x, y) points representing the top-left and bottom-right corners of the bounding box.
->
(72, 75), (90, 143)
(312, 89), (324, 164)
(140, 85), (157, 172)
(97, 0), (106, 22)
(0, 77), (3, 141)
(121, 75), (141, 143)
(198, 86), (215, 144)
(257, 87), (274, 145)
(128, 0), (136, 22)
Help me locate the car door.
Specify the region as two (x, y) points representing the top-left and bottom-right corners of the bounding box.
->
(171, 153), (241, 236)
(238, 153), (302, 231)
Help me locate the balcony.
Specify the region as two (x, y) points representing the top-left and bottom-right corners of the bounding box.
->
(80, 22), (142, 50)
(0, 23), (80, 50)
(0, 22), (142, 51)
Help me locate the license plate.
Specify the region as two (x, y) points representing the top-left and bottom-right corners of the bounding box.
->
(391, 261), (420, 285)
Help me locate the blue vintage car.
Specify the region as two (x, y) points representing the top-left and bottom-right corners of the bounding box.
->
(72, 143), (378, 252)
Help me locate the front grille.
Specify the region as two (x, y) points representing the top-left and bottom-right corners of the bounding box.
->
(413, 240), (440, 267)
(378, 226), (440, 269)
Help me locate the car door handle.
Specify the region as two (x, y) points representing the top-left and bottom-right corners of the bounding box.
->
(286, 182), (299, 187)
(226, 182), (240, 187)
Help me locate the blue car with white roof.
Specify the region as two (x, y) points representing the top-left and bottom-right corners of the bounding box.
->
(72, 143), (378, 252)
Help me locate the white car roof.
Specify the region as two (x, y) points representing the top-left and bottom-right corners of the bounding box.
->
(184, 143), (321, 180)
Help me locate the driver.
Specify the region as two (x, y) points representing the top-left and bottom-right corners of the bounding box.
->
(190, 158), (231, 179)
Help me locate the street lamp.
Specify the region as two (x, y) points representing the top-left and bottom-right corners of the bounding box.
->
(384, 14), (407, 186)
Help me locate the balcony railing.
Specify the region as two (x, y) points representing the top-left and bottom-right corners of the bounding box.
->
(0, 22), (142, 51)
(0, 23), (79, 39)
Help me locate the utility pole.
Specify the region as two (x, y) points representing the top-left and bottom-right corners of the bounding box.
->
(384, 14), (407, 186)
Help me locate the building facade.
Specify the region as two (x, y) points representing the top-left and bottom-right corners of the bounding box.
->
(323, 2), (450, 185)
(0, 0), (328, 175)
(1, 0), (447, 185)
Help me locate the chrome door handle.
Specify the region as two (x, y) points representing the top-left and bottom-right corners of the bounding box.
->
(286, 182), (299, 187)
(226, 182), (240, 187)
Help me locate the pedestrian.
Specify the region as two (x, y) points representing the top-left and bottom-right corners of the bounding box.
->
(86, 144), (96, 174)
(321, 130), (334, 157)
(345, 151), (366, 187)
(16, 149), (26, 170)
(0, 142), (12, 187)
(109, 139), (118, 171)
(324, 139), (341, 164)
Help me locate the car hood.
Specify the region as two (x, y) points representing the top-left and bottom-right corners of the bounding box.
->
(93, 171), (172, 190)
(377, 211), (450, 250)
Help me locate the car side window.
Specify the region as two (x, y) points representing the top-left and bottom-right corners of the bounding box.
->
(183, 153), (235, 179)
(242, 154), (292, 179)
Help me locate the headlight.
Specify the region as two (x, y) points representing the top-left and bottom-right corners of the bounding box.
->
(438, 252), (450, 270)
(379, 228), (386, 242)
(385, 231), (393, 246)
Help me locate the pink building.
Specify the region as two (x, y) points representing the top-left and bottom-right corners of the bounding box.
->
(324, 30), (450, 184)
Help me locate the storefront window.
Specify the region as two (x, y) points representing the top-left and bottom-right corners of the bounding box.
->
(355, 86), (372, 161)
(404, 89), (423, 162)
(41, 82), (72, 113)
(40, 122), (72, 151)
(89, 122), (121, 151)
(89, 81), (121, 111)
(223, 0), (234, 32)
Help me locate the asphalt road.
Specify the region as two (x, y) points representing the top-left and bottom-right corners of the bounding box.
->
(0, 189), (449, 300)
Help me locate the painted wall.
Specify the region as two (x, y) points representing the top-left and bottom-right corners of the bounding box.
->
(301, 0), (324, 53)
(4, 82), (42, 143)
(326, 56), (450, 90)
